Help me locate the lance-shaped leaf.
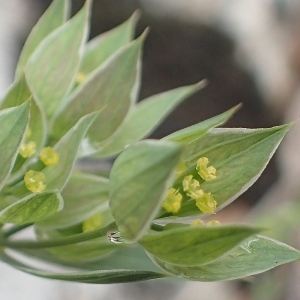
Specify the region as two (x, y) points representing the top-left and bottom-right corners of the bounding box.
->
(151, 235), (300, 281)
(0, 76), (47, 164)
(93, 82), (204, 158)
(25, 0), (90, 119)
(47, 238), (120, 262)
(0, 252), (167, 283)
(0, 191), (63, 225)
(51, 34), (144, 142)
(167, 125), (291, 219)
(109, 140), (182, 242)
(11, 112), (97, 198)
(39, 173), (109, 228)
(140, 225), (260, 266)
(0, 102), (30, 189)
(79, 12), (138, 75)
(16, 0), (69, 77)
(164, 105), (240, 144)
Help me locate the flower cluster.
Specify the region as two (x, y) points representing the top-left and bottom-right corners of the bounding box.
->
(21, 129), (60, 193)
(163, 157), (217, 214)
(191, 219), (221, 226)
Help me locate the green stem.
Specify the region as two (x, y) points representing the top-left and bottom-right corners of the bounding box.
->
(2, 224), (33, 238)
(0, 222), (117, 250)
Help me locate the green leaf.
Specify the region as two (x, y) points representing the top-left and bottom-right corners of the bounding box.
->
(79, 12), (138, 75)
(0, 253), (166, 283)
(0, 102), (30, 189)
(0, 76), (47, 169)
(164, 105), (240, 144)
(109, 140), (182, 242)
(168, 125), (291, 219)
(38, 172), (109, 228)
(0, 191), (63, 225)
(46, 238), (119, 262)
(51, 34), (145, 143)
(151, 235), (300, 281)
(11, 112), (97, 197)
(25, 1), (90, 119)
(140, 225), (260, 266)
(16, 0), (69, 77)
(93, 82), (205, 158)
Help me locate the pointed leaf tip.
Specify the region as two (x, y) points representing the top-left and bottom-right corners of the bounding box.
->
(110, 140), (182, 242)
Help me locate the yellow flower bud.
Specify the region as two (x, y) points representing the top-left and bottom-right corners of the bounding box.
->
(182, 175), (204, 199)
(19, 141), (37, 158)
(76, 72), (87, 84)
(82, 212), (103, 232)
(195, 192), (217, 214)
(196, 157), (216, 181)
(207, 220), (221, 226)
(163, 188), (182, 213)
(24, 170), (46, 193)
(191, 219), (204, 226)
(39, 147), (59, 166)
(176, 161), (187, 176)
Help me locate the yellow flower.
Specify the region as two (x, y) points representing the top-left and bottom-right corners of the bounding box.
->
(195, 192), (217, 214)
(182, 175), (204, 199)
(76, 72), (87, 84)
(207, 220), (221, 226)
(163, 188), (182, 213)
(82, 212), (102, 232)
(176, 161), (187, 176)
(191, 219), (204, 226)
(39, 147), (59, 166)
(24, 170), (46, 193)
(196, 157), (216, 181)
(19, 141), (37, 158)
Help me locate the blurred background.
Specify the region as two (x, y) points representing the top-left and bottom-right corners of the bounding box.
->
(1, 0), (300, 299)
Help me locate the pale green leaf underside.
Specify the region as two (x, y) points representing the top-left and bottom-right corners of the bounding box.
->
(0, 102), (29, 189)
(152, 235), (300, 281)
(16, 0), (69, 77)
(25, 1), (90, 119)
(52, 36), (144, 143)
(0, 191), (63, 225)
(47, 238), (119, 262)
(109, 140), (182, 242)
(140, 225), (260, 266)
(93, 82), (204, 158)
(39, 173), (109, 228)
(79, 11), (138, 75)
(164, 105), (240, 144)
(0, 76), (47, 163)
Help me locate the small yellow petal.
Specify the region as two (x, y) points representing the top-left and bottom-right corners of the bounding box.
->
(207, 220), (221, 226)
(82, 213), (103, 232)
(195, 192), (217, 214)
(39, 147), (59, 166)
(182, 175), (204, 199)
(163, 188), (182, 213)
(191, 219), (204, 226)
(76, 72), (87, 84)
(196, 157), (216, 181)
(176, 161), (187, 176)
(24, 170), (46, 193)
(19, 141), (37, 158)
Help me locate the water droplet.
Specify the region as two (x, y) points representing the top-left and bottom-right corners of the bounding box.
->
(107, 231), (124, 244)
